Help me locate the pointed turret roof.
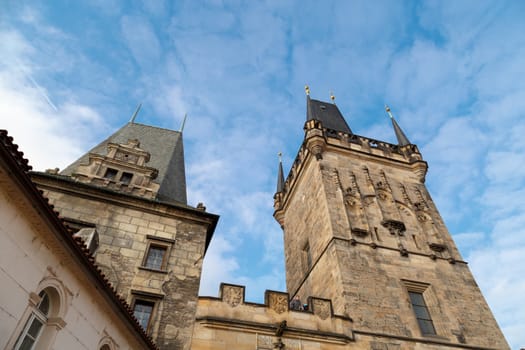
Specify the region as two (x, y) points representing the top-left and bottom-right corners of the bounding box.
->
(276, 154), (285, 193)
(386, 106), (411, 146)
(61, 122), (187, 204)
(306, 96), (353, 134)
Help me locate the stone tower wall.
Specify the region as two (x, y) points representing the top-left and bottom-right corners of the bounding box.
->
(275, 126), (509, 349)
(32, 174), (216, 350)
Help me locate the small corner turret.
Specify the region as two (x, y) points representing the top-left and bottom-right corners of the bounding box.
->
(273, 152), (286, 228)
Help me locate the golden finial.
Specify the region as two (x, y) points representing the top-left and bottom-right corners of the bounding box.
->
(278, 152), (283, 162)
(385, 105), (394, 119)
(330, 91), (335, 103)
(305, 85), (310, 96)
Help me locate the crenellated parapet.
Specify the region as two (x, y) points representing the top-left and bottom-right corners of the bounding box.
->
(274, 121), (427, 220)
(192, 283), (354, 349)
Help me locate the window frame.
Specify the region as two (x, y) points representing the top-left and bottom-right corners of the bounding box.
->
(8, 281), (67, 350)
(402, 280), (438, 337)
(120, 171), (134, 185)
(130, 290), (164, 334)
(14, 291), (50, 350)
(140, 235), (174, 272)
(408, 291), (437, 336)
(132, 299), (155, 331)
(103, 167), (118, 180)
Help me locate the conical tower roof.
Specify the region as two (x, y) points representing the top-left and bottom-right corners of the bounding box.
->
(386, 106), (411, 146)
(276, 154), (285, 193)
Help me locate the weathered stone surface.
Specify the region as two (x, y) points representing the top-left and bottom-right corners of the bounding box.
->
(32, 173), (217, 350)
(273, 122), (509, 349)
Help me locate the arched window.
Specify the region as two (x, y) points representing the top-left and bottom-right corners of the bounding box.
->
(14, 290), (50, 349)
(7, 280), (67, 350)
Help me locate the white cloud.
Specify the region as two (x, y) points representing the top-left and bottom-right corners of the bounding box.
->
(3, 1), (525, 347)
(120, 16), (162, 68)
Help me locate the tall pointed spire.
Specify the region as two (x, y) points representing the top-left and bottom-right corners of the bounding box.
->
(179, 113), (188, 133)
(276, 152), (285, 193)
(130, 103), (142, 123)
(385, 105), (411, 146)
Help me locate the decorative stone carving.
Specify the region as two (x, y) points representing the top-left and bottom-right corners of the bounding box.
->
(71, 138), (160, 199)
(343, 173), (370, 236)
(312, 298), (331, 320)
(267, 292), (288, 314)
(282, 338), (300, 350)
(398, 243), (409, 257)
(257, 335), (273, 349)
(351, 228), (368, 237)
(221, 284), (244, 307)
(429, 243), (446, 252)
(330, 169), (342, 189)
(381, 219), (406, 236)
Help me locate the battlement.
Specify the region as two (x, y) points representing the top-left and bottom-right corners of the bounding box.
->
(192, 283), (353, 349)
(274, 124), (428, 219)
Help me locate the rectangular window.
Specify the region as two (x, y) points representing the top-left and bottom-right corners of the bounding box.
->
(120, 171), (133, 184)
(103, 168), (118, 180)
(144, 245), (166, 270)
(141, 236), (174, 272)
(408, 291), (436, 335)
(131, 290), (164, 334)
(133, 300), (154, 331)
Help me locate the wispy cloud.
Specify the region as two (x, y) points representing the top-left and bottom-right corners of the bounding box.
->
(2, 1), (525, 347)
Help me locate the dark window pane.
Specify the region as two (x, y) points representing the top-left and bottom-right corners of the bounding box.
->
(413, 305), (431, 319)
(419, 319), (436, 335)
(18, 336), (35, 350)
(145, 246), (166, 270)
(27, 318), (44, 338)
(409, 291), (436, 336)
(134, 301), (154, 330)
(408, 292), (424, 306)
(121, 172), (133, 184)
(38, 291), (50, 316)
(104, 168), (118, 180)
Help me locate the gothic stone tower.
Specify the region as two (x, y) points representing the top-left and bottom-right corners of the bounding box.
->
(273, 94), (509, 349)
(31, 121), (218, 350)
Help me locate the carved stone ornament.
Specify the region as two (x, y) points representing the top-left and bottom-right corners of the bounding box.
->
(377, 190), (388, 201)
(257, 335), (273, 349)
(416, 213), (428, 222)
(282, 338), (300, 350)
(381, 219), (406, 236)
(268, 293), (288, 314)
(351, 228), (368, 237)
(429, 242), (446, 252)
(312, 299), (331, 320)
(222, 285), (243, 307)
(345, 195), (358, 207)
(363, 196), (375, 207)
(414, 201), (426, 211)
(376, 181), (387, 190)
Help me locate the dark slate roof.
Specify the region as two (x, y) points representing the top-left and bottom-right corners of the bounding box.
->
(0, 129), (158, 350)
(306, 96), (353, 134)
(61, 122), (187, 204)
(390, 117), (411, 146)
(276, 159), (285, 193)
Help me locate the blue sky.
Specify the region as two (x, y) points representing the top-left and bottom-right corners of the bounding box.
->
(1, 1), (524, 347)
